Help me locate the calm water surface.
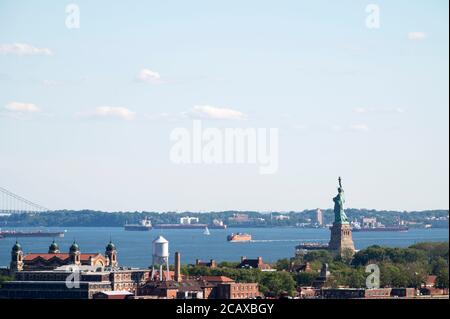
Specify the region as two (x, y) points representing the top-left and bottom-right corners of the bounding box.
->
(0, 227), (448, 268)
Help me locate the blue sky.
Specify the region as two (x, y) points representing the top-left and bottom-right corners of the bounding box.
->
(0, 0), (448, 212)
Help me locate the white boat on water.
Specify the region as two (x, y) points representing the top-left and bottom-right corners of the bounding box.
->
(203, 226), (210, 235)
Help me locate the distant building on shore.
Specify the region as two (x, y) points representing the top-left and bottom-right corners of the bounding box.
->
(237, 256), (274, 271)
(316, 209), (324, 226)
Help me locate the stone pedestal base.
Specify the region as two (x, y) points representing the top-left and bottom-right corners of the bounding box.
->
(328, 223), (355, 257)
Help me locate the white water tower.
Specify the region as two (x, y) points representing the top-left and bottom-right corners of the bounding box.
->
(151, 235), (170, 281)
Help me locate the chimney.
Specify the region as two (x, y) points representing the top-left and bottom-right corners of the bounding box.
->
(257, 257), (263, 265)
(241, 256), (247, 263)
(174, 252), (181, 282)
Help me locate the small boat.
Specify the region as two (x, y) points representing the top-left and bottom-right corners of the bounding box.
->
(203, 226), (210, 235)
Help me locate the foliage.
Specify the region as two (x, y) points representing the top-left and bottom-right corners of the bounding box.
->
(0, 275), (13, 288)
(295, 272), (318, 287)
(274, 258), (291, 271)
(1, 209), (447, 228)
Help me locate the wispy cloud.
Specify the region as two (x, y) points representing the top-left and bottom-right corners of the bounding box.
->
(350, 124), (370, 132)
(408, 32), (427, 41)
(79, 106), (136, 120)
(188, 105), (246, 120)
(94, 106), (135, 120)
(330, 124), (369, 133)
(353, 107), (406, 114)
(145, 105), (247, 122)
(4, 102), (40, 112)
(136, 68), (162, 83)
(0, 43), (53, 56)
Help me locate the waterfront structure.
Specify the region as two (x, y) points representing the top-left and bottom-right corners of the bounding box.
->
(272, 214), (290, 221)
(180, 217), (199, 225)
(9, 241), (114, 273)
(316, 208), (323, 226)
(238, 256), (274, 271)
(195, 259), (217, 268)
(328, 177), (356, 257)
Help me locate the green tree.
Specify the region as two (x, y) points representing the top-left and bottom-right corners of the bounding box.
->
(295, 272), (318, 287)
(436, 267), (449, 289)
(260, 272), (296, 297)
(274, 258), (291, 271)
(304, 250), (333, 265)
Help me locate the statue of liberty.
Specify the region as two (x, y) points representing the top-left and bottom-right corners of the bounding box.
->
(333, 177), (349, 224)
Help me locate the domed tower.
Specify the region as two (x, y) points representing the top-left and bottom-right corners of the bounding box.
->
(69, 241), (81, 265)
(105, 240), (118, 268)
(48, 240), (60, 254)
(10, 241), (24, 273)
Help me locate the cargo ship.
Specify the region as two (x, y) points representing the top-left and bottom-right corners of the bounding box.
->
(153, 218), (227, 230)
(0, 230), (65, 238)
(124, 218), (152, 231)
(153, 223), (227, 230)
(227, 233), (252, 242)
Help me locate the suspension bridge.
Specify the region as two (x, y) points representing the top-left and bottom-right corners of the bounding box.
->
(0, 187), (50, 214)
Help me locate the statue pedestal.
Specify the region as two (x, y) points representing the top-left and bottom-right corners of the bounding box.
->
(328, 223), (355, 257)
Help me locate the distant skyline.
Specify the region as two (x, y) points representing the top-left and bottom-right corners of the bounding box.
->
(0, 0), (448, 212)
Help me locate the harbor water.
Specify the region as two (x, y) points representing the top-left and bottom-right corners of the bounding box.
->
(0, 227), (448, 268)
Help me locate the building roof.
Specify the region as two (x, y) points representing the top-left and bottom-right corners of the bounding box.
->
(199, 276), (235, 283)
(23, 253), (101, 262)
(97, 290), (133, 296)
(238, 257), (273, 270)
(425, 275), (437, 287)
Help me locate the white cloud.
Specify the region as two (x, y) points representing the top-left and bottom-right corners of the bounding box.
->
(136, 68), (161, 83)
(89, 106), (136, 120)
(0, 43), (53, 56)
(353, 107), (367, 114)
(189, 105), (246, 120)
(350, 124), (370, 132)
(408, 32), (427, 41)
(4, 102), (40, 113)
(353, 107), (406, 114)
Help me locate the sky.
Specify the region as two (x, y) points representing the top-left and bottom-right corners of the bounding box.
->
(0, 0), (448, 212)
